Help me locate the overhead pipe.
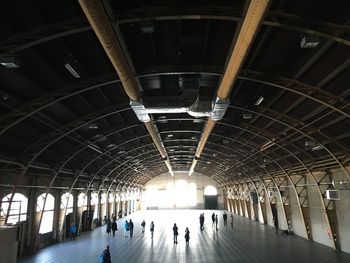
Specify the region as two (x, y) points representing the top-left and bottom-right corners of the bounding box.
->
(189, 0), (270, 175)
(78, 0), (173, 175)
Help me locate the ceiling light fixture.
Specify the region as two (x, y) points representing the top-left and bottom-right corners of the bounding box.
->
(254, 96), (264, 105)
(312, 145), (323, 151)
(243, 113), (253, 119)
(88, 123), (98, 129)
(64, 63), (81, 78)
(300, 35), (320, 48)
(0, 56), (20, 68)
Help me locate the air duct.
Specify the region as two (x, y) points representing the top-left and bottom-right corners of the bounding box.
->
(78, 0), (173, 175)
(130, 97), (229, 122)
(189, 0), (270, 175)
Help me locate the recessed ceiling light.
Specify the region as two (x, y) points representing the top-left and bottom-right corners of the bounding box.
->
(167, 134), (173, 137)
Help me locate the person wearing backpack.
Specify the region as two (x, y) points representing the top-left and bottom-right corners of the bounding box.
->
(100, 245), (111, 263)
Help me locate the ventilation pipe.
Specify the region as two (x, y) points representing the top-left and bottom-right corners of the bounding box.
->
(189, 0), (270, 175)
(78, 0), (173, 175)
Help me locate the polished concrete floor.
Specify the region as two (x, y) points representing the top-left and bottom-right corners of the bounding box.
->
(19, 210), (350, 263)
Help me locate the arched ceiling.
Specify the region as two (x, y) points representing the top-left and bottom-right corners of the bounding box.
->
(0, 0), (349, 193)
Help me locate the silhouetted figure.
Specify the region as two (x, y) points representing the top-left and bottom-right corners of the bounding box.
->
(223, 212), (228, 226)
(129, 219), (134, 238)
(173, 223), (179, 243)
(230, 214), (234, 228)
(273, 217), (278, 234)
(215, 214), (218, 231)
(199, 213), (204, 230)
(100, 245), (111, 263)
(141, 220), (146, 233)
(150, 221), (155, 238)
(185, 227), (190, 245)
(111, 220), (117, 237)
(106, 219), (111, 236)
(212, 213), (215, 227)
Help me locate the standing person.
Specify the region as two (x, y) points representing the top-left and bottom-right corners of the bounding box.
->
(150, 221), (155, 239)
(69, 223), (77, 240)
(215, 214), (218, 231)
(100, 244), (111, 263)
(141, 220), (146, 233)
(211, 212), (215, 227)
(124, 220), (130, 238)
(185, 227), (190, 245)
(223, 212), (228, 226)
(273, 217), (278, 234)
(199, 213), (204, 231)
(230, 214), (234, 228)
(111, 220), (117, 237)
(173, 223), (179, 244)
(129, 219), (134, 238)
(106, 219), (111, 236)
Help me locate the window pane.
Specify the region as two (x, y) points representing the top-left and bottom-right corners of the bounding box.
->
(39, 211), (54, 234)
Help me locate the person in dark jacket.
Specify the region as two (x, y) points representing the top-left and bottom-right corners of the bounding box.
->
(223, 212), (228, 226)
(173, 223), (179, 243)
(199, 213), (204, 230)
(111, 220), (117, 237)
(215, 214), (218, 231)
(106, 219), (111, 236)
(100, 245), (111, 263)
(212, 213), (215, 227)
(150, 221), (154, 238)
(185, 227), (190, 245)
(129, 219), (134, 238)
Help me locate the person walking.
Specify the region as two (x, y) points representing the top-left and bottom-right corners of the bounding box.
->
(111, 220), (117, 237)
(199, 213), (205, 230)
(150, 221), (155, 239)
(230, 214), (234, 228)
(100, 244), (111, 263)
(185, 227), (190, 245)
(215, 214), (218, 231)
(106, 219), (111, 236)
(211, 212), (215, 227)
(141, 220), (146, 233)
(223, 212), (228, 226)
(69, 223), (77, 240)
(129, 219), (134, 238)
(124, 220), (130, 238)
(173, 223), (179, 244)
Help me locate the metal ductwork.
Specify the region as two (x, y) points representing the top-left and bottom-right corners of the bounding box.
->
(130, 97), (229, 122)
(78, 0), (173, 175)
(189, 0), (270, 175)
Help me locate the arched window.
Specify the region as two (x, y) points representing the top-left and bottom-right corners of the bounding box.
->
(91, 192), (98, 219)
(204, 185), (218, 196)
(108, 193), (114, 203)
(1, 193), (28, 225)
(60, 192), (74, 215)
(37, 193), (55, 234)
(101, 193), (107, 204)
(77, 193), (87, 208)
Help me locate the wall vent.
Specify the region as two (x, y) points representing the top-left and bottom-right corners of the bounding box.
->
(326, 189), (340, 200)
